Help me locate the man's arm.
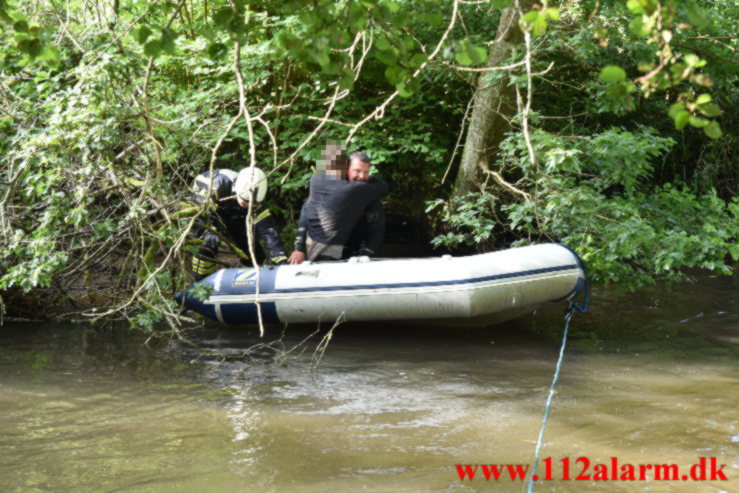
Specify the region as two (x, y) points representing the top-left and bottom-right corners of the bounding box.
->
(314, 176), (388, 249)
(254, 208), (287, 264)
(294, 200), (309, 252)
(328, 176), (388, 218)
(288, 200), (310, 264)
(361, 198), (385, 256)
(347, 175), (388, 203)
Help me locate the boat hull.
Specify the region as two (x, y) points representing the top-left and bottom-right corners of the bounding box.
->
(175, 243), (586, 326)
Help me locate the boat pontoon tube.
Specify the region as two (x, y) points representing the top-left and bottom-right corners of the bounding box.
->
(175, 243), (586, 326)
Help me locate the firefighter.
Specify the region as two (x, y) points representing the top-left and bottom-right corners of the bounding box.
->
(190, 167), (287, 280)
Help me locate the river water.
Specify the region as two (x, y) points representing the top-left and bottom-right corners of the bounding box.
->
(1, 273), (737, 492)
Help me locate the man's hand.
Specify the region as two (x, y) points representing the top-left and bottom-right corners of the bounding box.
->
(288, 251), (306, 265)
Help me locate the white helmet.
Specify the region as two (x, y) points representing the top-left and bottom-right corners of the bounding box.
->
(219, 168), (238, 182)
(234, 167), (268, 203)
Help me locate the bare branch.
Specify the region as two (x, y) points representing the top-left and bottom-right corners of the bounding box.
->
(442, 96), (475, 184)
(482, 163), (532, 201)
(345, 0), (461, 143)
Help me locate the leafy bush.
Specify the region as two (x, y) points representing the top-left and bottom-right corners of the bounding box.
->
(432, 127), (737, 289)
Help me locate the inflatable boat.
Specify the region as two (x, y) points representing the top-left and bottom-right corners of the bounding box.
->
(175, 243), (586, 326)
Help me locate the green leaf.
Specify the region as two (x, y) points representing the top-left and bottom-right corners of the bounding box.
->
(465, 43), (487, 65)
(626, 0), (644, 14)
(522, 10), (538, 23)
(17, 36), (43, 58)
(383, 1), (400, 14)
(694, 94), (711, 105)
(599, 65), (627, 83)
(703, 121), (722, 139)
(606, 82), (628, 98)
(227, 12), (246, 36)
(455, 49), (472, 66)
(396, 81), (412, 98)
(133, 25), (152, 44)
(401, 35), (415, 52)
(308, 48), (330, 69)
(545, 8), (560, 21)
(684, 1), (708, 28)
(667, 102), (685, 119)
(629, 16), (649, 36)
(688, 116), (709, 128)
(143, 39), (162, 58)
(384, 64), (407, 85)
(410, 53), (428, 67)
(491, 0), (512, 8)
(273, 30), (290, 50)
(161, 28), (178, 54)
(13, 19), (28, 32)
(683, 53), (705, 68)
(323, 57), (342, 75)
(674, 111), (690, 130)
(669, 63), (687, 80)
(375, 48), (397, 65)
(349, 10), (367, 32)
(207, 42), (227, 59)
(533, 15), (547, 35)
(8, 10), (27, 23)
(698, 103), (723, 118)
(396, 77), (419, 98)
(423, 10), (442, 26)
(518, 10), (539, 31)
(339, 68), (355, 90)
(213, 8), (234, 29)
(38, 45), (59, 65)
(375, 36), (391, 51)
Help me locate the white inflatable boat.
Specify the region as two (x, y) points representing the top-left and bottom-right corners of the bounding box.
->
(176, 243), (586, 326)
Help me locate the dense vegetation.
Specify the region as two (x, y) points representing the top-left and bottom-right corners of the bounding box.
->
(0, 0), (736, 331)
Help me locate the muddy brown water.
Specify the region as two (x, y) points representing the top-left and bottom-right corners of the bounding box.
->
(1, 273), (737, 492)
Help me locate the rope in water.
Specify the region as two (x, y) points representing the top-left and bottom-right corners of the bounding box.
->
(527, 281), (589, 493)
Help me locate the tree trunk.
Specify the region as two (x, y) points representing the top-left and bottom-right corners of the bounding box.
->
(451, 1), (532, 197)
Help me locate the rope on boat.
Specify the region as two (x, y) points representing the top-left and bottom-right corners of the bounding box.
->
(527, 280), (589, 492)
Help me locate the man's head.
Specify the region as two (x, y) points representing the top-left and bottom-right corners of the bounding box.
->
(347, 151), (371, 182)
(319, 142), (349, 179)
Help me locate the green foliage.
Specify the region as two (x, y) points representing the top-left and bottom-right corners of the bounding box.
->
(1, 5), (59, 66)
(187, 282), (213, 303)
(531, 1), (736, 194)
(591, 0), (725, 137)
(0, 0), (470, 329)
(0, 0), (735, 330)
(519, 7), (560, 36)
(426, 194), (498, 250)
(454, 40), (488, 66)
(599, 66), (627, 83)
(668, 93), (724, 138)
(1, 233), (69, 292)
(433, 127), (737, 290)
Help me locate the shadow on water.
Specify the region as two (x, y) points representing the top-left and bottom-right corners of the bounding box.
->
(2, 271), (735, 378)
(186, 270), (737, 368)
